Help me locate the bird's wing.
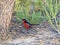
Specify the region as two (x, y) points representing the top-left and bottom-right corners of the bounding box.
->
(25, 21), (31, 25)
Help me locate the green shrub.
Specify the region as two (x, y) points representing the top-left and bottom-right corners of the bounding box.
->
(14, 0), (60, 30)
(14, 0), (47, 24)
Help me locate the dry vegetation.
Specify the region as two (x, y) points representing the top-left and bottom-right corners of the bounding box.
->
(0, 0), (14, 42)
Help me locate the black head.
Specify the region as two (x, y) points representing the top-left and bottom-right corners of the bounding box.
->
(22, 19), (31, 25)
(22, 19), (27, 22)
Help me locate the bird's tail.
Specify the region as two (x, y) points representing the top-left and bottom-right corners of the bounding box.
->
(30, 24), (40, 25)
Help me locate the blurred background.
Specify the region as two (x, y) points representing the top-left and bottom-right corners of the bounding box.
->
(0, 0), (60, 43)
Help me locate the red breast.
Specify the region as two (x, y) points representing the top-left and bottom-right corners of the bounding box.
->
(23, 22), (30, 29)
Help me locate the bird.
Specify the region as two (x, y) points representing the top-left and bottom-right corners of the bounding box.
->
(22, 19), (40, 30)
(22, 19), (31, 29)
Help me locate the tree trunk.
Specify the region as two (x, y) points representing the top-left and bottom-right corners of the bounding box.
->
(0, 0), (14, 42)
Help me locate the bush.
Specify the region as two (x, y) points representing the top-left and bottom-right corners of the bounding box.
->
(14, 0), (60, 30)
(14, 0), (47, 24)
